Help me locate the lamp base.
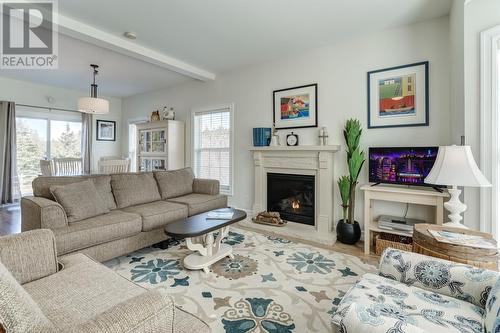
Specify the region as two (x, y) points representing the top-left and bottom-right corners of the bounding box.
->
(443, 186), (468, 229)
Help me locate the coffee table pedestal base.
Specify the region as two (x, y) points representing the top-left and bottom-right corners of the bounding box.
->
(183, 226), (234, 273)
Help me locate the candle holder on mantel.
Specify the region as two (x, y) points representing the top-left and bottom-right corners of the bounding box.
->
(270, 123), (280, 146)
(318, 127), (329, 145)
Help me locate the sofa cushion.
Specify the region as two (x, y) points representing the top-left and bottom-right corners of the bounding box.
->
(23, 253), (145, 330)
(332, 273), (484, 333)
(52, 211), (142, 255)
(50, 180), (110, 223)
(0, 260), (54, 333)
(154, 168), (194, 199)
(111, 173), (161, 208)
(122, 201), (188, 231)
(167, 193), (227, 216)
(485, 277), (500, 333)
(32, 174), (117, 210)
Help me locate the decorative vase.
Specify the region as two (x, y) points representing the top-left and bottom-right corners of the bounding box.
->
(336, 220), (361, 245)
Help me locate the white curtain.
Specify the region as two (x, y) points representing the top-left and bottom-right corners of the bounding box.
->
(0, 101), (20, 204)
(81, 113), (92, 174)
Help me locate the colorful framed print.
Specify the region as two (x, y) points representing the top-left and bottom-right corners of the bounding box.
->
(367, 61), (429, 129)
(273, 84), (317, 129)
(96, 120), (116, 141)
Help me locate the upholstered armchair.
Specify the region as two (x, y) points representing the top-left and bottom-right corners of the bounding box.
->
(331, 248), (500, 333)
(0, 229), (210, 333)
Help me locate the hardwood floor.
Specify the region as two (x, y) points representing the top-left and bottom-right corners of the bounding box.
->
(0, 204), (21, 236)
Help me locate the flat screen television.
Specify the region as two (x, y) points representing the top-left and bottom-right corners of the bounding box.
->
(369, 147), (440, 187)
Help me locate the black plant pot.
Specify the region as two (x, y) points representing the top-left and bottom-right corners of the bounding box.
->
(336, 220), (361, 245)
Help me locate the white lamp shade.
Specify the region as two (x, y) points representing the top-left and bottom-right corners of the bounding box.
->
(78, 97), (109, 114)
(425, 145), (491, 187)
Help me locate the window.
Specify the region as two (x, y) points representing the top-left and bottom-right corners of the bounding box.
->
(192, 104), (233, 195)
(15, 107), (82, 195)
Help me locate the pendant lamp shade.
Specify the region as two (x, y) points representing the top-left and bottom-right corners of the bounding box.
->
(79, 64), (109, 114)
(78, 97), (109, 114)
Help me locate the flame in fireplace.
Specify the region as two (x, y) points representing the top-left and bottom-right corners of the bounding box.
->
(292, 200), (300, 210)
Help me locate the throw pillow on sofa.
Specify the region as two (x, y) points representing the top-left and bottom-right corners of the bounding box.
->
(154, 168), (194, 199)
(111, 172), (161, 208)
(50, 180), (110, 223)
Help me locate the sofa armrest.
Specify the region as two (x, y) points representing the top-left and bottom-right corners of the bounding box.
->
(21, 196), (68, 231)
(0, 229), (59, 284)
(379, 248), (500, 308)
(193, 178), (220, 195)
(67, 289), (177, 333)
(337, 304), (424, 333)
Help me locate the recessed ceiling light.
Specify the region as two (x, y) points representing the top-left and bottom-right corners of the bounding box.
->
(124, 32), (137, 40)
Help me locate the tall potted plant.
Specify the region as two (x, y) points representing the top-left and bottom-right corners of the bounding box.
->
(336, 119), (365, 244)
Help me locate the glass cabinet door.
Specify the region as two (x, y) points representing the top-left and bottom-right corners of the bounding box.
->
(139, 157), (167, 172)
(139, 129), (166, 153)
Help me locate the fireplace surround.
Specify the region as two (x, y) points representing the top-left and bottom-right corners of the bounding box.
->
(248, 145), (340, 245)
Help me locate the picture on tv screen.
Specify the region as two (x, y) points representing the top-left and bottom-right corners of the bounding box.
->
(369, 147), (439, 186)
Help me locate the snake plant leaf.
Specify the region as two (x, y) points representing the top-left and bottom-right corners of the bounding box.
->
(344, 119), (362, 154)
(337, 175), (350, 206)
(348, 148), (365, 182)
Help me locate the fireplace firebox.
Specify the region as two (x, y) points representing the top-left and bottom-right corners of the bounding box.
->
(267, 173), (315, 226)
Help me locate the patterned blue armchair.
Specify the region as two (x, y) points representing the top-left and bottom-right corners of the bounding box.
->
(331, 248), (500, 333)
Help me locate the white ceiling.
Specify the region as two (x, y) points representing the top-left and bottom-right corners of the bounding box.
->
(0, 0), (453, 97)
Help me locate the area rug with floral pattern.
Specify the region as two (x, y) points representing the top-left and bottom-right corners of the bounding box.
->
(104, 227), (376, 333)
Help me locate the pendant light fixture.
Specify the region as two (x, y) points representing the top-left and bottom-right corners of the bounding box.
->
(78, 64), (109, 114)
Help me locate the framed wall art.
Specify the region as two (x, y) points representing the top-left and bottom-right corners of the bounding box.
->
(96, 120), (116, 141)
(273, 83), (317, 129)
(367, 61), (429, 129)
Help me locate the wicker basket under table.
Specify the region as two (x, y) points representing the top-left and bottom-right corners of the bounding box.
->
(375, 233), (413, 256)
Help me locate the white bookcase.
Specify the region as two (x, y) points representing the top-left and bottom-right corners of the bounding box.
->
(135, 120), (185, 172)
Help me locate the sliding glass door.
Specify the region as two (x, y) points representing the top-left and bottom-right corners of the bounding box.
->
(15, 110), (82, 195)
(16, 118), (48, 194)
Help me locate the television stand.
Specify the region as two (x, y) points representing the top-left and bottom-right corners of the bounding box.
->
(361, 184), (449, 255)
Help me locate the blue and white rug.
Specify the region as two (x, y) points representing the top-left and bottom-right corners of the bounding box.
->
(104, 227), (376, 332)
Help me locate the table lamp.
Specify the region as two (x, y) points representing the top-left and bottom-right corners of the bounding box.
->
(424, 145), (491, 229)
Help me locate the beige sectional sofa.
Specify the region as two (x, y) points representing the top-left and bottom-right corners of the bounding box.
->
(20, 168), (227, 262)
(0, 229), (210, 332)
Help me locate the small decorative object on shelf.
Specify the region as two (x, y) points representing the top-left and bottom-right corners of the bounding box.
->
(318, 126), (329, 145)
(270, 123), (280, 146)
(162, 107), (175, 120)
(286, 132), (299, 146)
(150, 110), (160, 122)
(336, 119), (365, 245)
(253, 128), (272, 146)
(252, 211), (286, 227)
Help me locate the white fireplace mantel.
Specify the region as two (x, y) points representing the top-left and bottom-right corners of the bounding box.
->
(246, 145), (340, 245)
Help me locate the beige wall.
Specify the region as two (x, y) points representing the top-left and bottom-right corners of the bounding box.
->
(123, 17), (452, 228)
(463, 0), (500, 229)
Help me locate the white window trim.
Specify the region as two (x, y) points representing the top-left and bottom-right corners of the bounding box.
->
(480, 24), (500, 240)
(191, 103), (234, 196)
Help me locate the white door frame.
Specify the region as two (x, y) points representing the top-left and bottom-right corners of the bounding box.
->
(480, 24), (500, 240)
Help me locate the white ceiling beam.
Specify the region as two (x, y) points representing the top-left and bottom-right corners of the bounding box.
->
(56, 14), (216, 81)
